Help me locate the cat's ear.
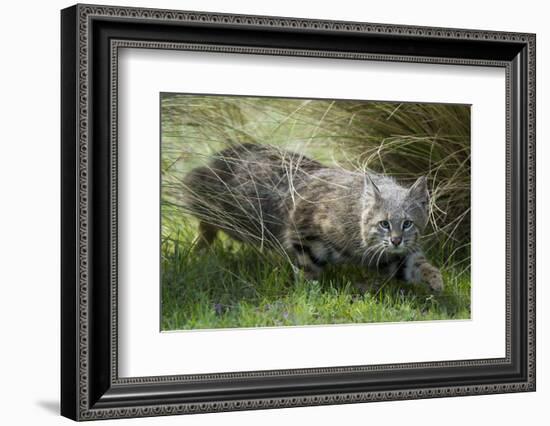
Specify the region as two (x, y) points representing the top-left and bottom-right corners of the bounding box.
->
(407, 176), (429, 208)
(364, 173), (382, 203)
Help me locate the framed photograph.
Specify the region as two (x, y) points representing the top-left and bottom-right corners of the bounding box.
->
(61, 3), (536, 421)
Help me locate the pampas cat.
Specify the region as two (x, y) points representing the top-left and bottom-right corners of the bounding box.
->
(183, 143), (443, 291)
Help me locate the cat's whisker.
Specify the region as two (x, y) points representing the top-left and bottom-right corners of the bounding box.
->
(375, 246), (387, 270)
(362, 242), (383, 265)
(368, 245), (385, 267)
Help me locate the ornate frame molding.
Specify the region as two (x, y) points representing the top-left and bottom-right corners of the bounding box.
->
(61, 4), (535, 421)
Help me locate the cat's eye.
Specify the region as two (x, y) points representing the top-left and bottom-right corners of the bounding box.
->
(402, 220), (413, 229)
(379, 220), (391, 230)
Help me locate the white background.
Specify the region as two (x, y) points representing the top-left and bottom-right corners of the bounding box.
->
(119, 50), (506, 376)
(0, 0), (547, 425)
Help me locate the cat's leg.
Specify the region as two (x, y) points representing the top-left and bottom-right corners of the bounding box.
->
(195, 221), (218, 249)
(289, 242), (326, 282)
(402, 252), (443, 291)
(294, 255), (323, 281)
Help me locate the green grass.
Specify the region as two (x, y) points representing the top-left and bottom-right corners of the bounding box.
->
(160, 94), (471, 331)
(161, 215), (470, 331)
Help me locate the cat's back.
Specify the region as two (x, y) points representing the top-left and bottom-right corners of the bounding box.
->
(184, 143), (322, 197)
(182, 143), (322, 245)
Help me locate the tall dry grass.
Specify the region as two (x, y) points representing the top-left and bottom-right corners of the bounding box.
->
(161, 95), (470, 268)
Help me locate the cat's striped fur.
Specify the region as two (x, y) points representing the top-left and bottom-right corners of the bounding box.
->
(183, 143), (443, 291)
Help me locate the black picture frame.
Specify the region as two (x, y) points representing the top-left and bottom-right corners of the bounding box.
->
(61, 3), (536, 421)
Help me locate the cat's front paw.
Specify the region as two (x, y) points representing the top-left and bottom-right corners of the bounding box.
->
(354, 281), (377, 295)
(421, 265), (443, 292)
(292, 265), (321, 283)
(428, 270), (444, 292)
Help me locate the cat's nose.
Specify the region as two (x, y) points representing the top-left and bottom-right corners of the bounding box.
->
(391, 236), (402, 246)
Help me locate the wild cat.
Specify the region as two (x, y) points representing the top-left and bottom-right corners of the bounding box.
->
(182, 143), (443, 291)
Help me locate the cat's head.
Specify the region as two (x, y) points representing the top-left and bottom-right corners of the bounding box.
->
(360, 175), (429, 255)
